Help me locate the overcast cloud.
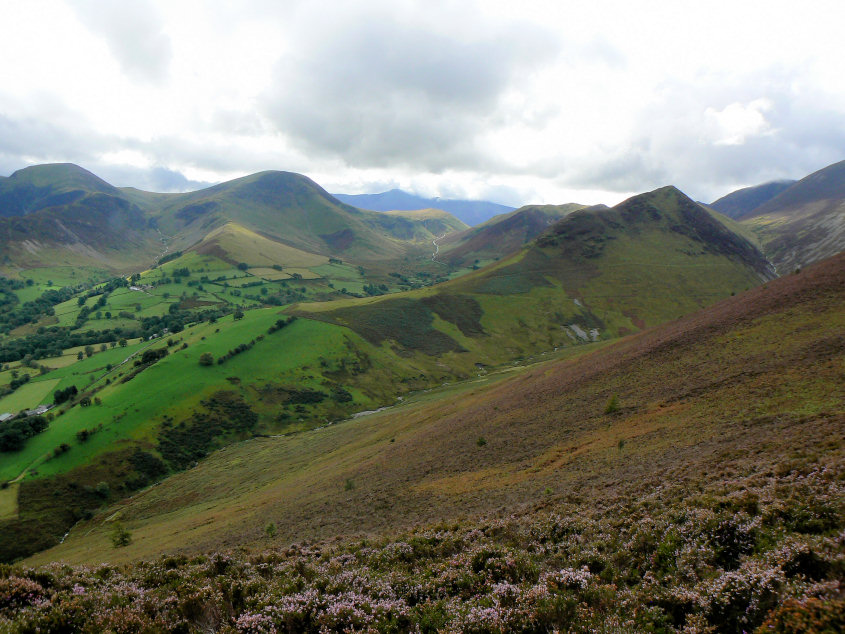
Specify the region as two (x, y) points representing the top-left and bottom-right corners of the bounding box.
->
(0, 0), (843, 204)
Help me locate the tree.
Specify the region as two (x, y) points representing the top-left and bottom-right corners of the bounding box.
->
(237, 262), (249, 271)
(110, 522), (132, 548)
(199, 352), (214, 366)
(84, 345), (94, 358)
(119, 338), (128, 347)
(233, 307), (244, 320)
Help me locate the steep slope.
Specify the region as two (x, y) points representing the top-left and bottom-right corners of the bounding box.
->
(710, 179), (795, 219)
(437, 186), (774, 336)
(438, 203), (586, 266)
(0, 195), (158, 271)
(0, 165), (160, 272)
(738, 160), (845, 272)
(189, 222), (329, 268)
(0, 163), (122, 218)
(293, 187), (774, 383)
(32, 251), (843, 566)
(333, 188), (515, 225)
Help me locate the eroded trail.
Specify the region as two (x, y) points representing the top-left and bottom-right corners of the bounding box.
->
(431, 233), (446, 263)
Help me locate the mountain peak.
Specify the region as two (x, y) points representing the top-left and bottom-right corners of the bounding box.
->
(10, 162), (117, 189)
(746, 159), (845, 218)
(0, 163), (120, 217)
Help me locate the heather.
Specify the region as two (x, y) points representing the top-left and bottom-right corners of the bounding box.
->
(2, 457), (841, 633)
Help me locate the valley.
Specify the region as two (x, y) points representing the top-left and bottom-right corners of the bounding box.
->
(0, 161), (842, 632)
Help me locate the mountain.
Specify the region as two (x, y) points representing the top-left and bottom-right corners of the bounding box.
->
(738, 160), (845, 272)
(0, 164), (160, 271)
(709, 179), (795, 219)
(0, 166), (472, 275)
(0, 163), (122, 218)
(150, 171), (422, 262)
(437, 203), (586, 266)
(333, 188), (516, 226)
(435, 186), (774, 334)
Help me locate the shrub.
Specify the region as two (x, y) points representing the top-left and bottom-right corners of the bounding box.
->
(604, 394), (620, 414)
(111, 522), (132, 548)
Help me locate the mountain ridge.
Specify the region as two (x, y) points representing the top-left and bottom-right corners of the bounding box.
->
(709, 179), (795, 219)
(333, 188), (516, 226)
(735, 160), (845, 272)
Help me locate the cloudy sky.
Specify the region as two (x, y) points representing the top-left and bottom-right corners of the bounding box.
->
(1, 0), (844, 206)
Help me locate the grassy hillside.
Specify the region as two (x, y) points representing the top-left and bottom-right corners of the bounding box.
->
(9, 252), (841, 633)
(738, 160), (845, 273)
(299, 188), (773, 366)
(190, 223), (329, 269)
(0, 163), (121, 218)
(0, 193), (161, 273)
(438, 203), (585, 266)
(373, 208), (468, 241)
(710, 180), (795, 219)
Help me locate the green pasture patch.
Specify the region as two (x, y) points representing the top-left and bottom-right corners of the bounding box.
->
(53, 299), (85, 327)
(12, 284), (47, 303)
(251, 268), (291, 281)
(41, 353), (89, 370)
(284, 268), (321, 280)
(74, 317), (139, 334)
(106, 288), (160, 310)
(0, 310), (287, 480)
(311, 262), (362, 281)
(46, 340), (147, 384)
(221, 275), (263, 288)
(2, 311), (406, 483)
(134, 299), (177, 318)
(19, 266), (107, 288)
(155, 252), (230, 276)
(0, 378), (60, 414)
(0, 483), (18, 520)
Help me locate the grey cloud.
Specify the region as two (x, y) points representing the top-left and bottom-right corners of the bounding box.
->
(261, 7), (558, 171)
(559, 69), (845, 201)
(0, 111), (110, 171)
(70, 0), (172, 84)
(0, 111), (213, 192)
(93, 164), (214, 192)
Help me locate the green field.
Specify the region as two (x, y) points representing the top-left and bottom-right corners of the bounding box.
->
(0, 378), (60, 414)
